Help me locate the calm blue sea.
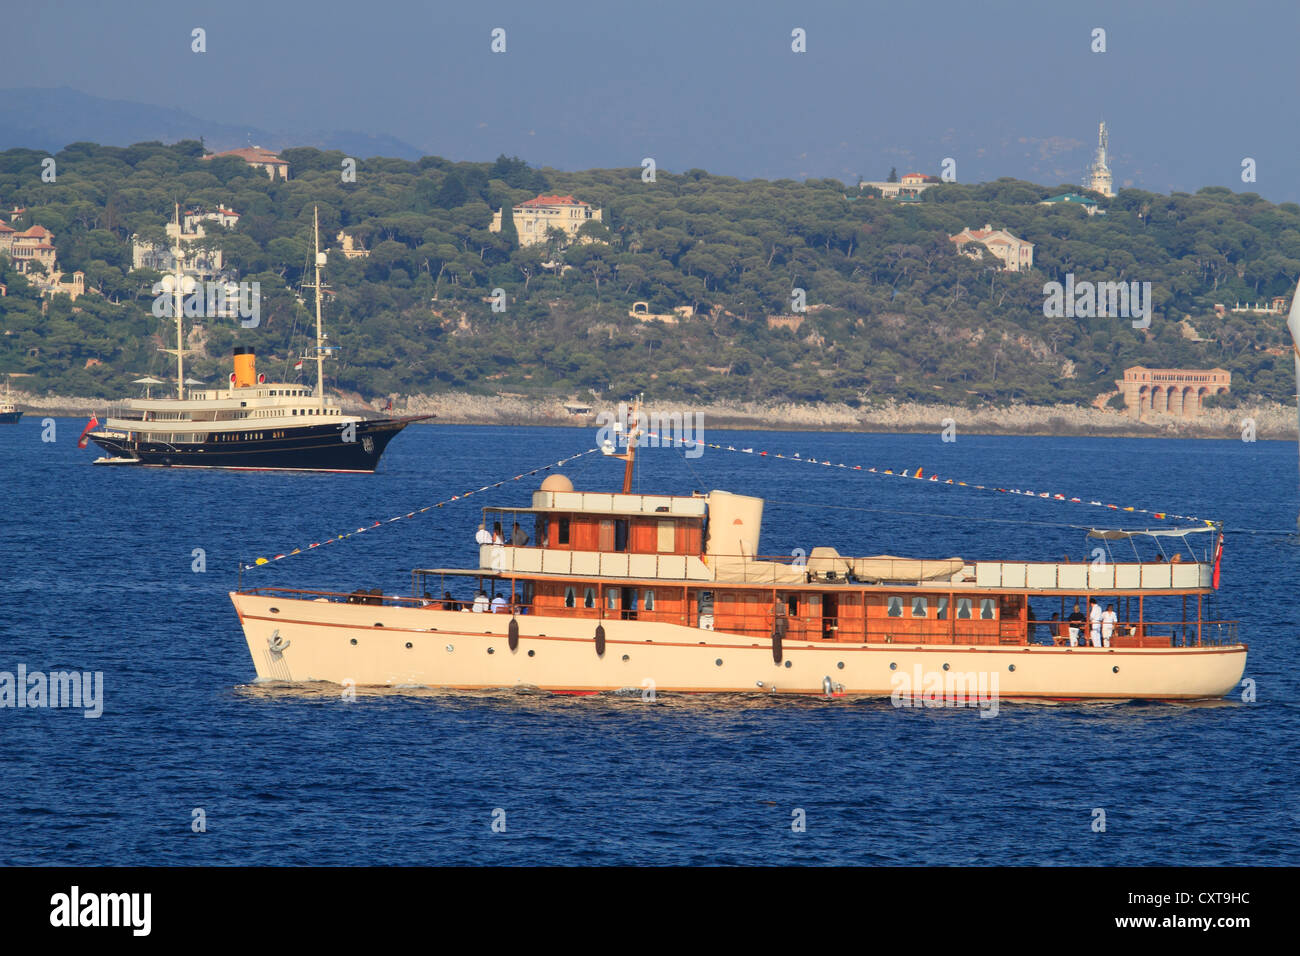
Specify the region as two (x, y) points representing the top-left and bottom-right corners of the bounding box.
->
(0, 419), (1296, 866)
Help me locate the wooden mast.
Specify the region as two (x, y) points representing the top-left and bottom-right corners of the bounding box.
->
(605, 395), (642, 493)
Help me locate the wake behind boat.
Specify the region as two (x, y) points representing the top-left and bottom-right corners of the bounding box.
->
(83, 206), (429, 472)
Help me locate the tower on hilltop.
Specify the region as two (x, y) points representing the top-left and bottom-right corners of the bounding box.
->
(1086, 121), (1115, 198)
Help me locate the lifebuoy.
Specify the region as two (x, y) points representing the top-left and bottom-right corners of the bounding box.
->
(595, 624), (606, 657)
(508, 618), (519, 652)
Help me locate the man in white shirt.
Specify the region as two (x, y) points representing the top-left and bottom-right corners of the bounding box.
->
(491, 595), (508, 613)
(472, 590), (490, 613)
(475, 522), (492, 545)
(1088, 598), (1103, 647)
(1100, 604), (1117, 647)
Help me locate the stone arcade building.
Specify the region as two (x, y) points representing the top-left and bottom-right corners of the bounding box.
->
(1116, 366), (1230, 420)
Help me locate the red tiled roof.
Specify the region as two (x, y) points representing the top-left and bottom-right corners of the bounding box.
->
(518, 194), (588, 207)
(20, 225), (52, 238)
(205, 147), (289, 165)
(0, 222), (14, 233)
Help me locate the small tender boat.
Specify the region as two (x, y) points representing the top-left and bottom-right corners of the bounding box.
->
(0, 381), (21, 424)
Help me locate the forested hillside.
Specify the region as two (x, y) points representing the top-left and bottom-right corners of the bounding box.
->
(1, 141), (1297, 407)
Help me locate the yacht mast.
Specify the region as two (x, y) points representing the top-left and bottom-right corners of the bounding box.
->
(158, 202), (192, 401)
(313, 205), (326, 411)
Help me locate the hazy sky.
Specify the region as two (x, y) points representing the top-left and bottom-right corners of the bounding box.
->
(11, 0), (1300, 200)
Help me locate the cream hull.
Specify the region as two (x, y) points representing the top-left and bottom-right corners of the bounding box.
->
(230, 593), (1247, 701)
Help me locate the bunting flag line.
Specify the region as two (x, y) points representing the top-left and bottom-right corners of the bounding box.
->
(647, 433), (1217, 527)
(240, 448), (599, 572)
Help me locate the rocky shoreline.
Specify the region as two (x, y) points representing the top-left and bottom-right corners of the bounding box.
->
(12, 388), (1296, 440)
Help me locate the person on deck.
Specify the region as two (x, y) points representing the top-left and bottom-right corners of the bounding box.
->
(491, 594), (508, 613)
(511, 522), (530, 546)
(1088, 598), (1103, 647)
(1101, 604), (1117, 647)
(1050, 612), (1064, 646)
(475, 523), (492, 546)
(492, 522), (504, 545)
(472, 590), (490, 613)
(1067, 604), (1085, 646)
(442, 590), (458, 612)
(1026, 605), (1038, 643)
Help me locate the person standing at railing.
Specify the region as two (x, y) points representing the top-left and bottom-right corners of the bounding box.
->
(475, 522), (492, 546)
(1101, 604), (1117, 648)
(511, 522), (530, 546)
(1067, 604), (1085, 646)
(1088, 598), (1103, 647)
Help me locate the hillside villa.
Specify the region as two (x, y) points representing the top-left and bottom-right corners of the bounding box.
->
(949, 224), (1034, 272)
(202, 146), (290, 180)
(491, 194), (603, 247)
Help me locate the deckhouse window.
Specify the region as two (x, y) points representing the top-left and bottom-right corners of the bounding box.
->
(583, 587), (596, 609)
(911, 597), (928, 618)
(887, 596), (903, 618)
(957, 598), (973, 620)
(979, 598), (997, 620)
(558, 518), (570, 545)
(564, 586), (576, 608)
(643, 590), (655, 611)
(606, 589), (619, 611)
(937, 597), (949, 620)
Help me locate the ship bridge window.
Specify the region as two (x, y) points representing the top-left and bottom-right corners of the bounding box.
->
(957, 598), (973, 620)
(979, 598), (997, 620)
(887, 596), (903, 618)
(558, 517), (570, 545)
(911, 597), (928, 618)
(564, 586), (576, 608)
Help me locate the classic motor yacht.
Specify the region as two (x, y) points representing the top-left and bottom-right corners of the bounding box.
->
(230, 407), (1246, 701)
(83, 206), (429, 470)
(0, 381), (21, 424)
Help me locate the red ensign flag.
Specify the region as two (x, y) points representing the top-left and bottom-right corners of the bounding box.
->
(1212, 533), (1224, 589)
(76, 417), (99, 449)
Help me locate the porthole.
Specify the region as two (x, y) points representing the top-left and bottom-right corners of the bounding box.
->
(405, 642), (413, 649)
(784, 660), (792, 668)
(621, 654), (629, 662)
(942, 663), (950, 671)
(1008, 664), (1016, 672)
(889, 662), (897, 670)
(269, 607), (280, 613)
(1113, 666), (1120, 673)
(528, 650), (536, 657)
(445, 644), (454, 652)
(375, 623), (384, 627)
(837, 662), (844, 669)
(715, 658), (723, 667)
(350, 638), (358, 646)
(487, 647), (495, 654)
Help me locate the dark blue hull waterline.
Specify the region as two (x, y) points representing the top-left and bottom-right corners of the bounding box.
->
(0, 421), (1295, 865)
(88, 416), (426, 472)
